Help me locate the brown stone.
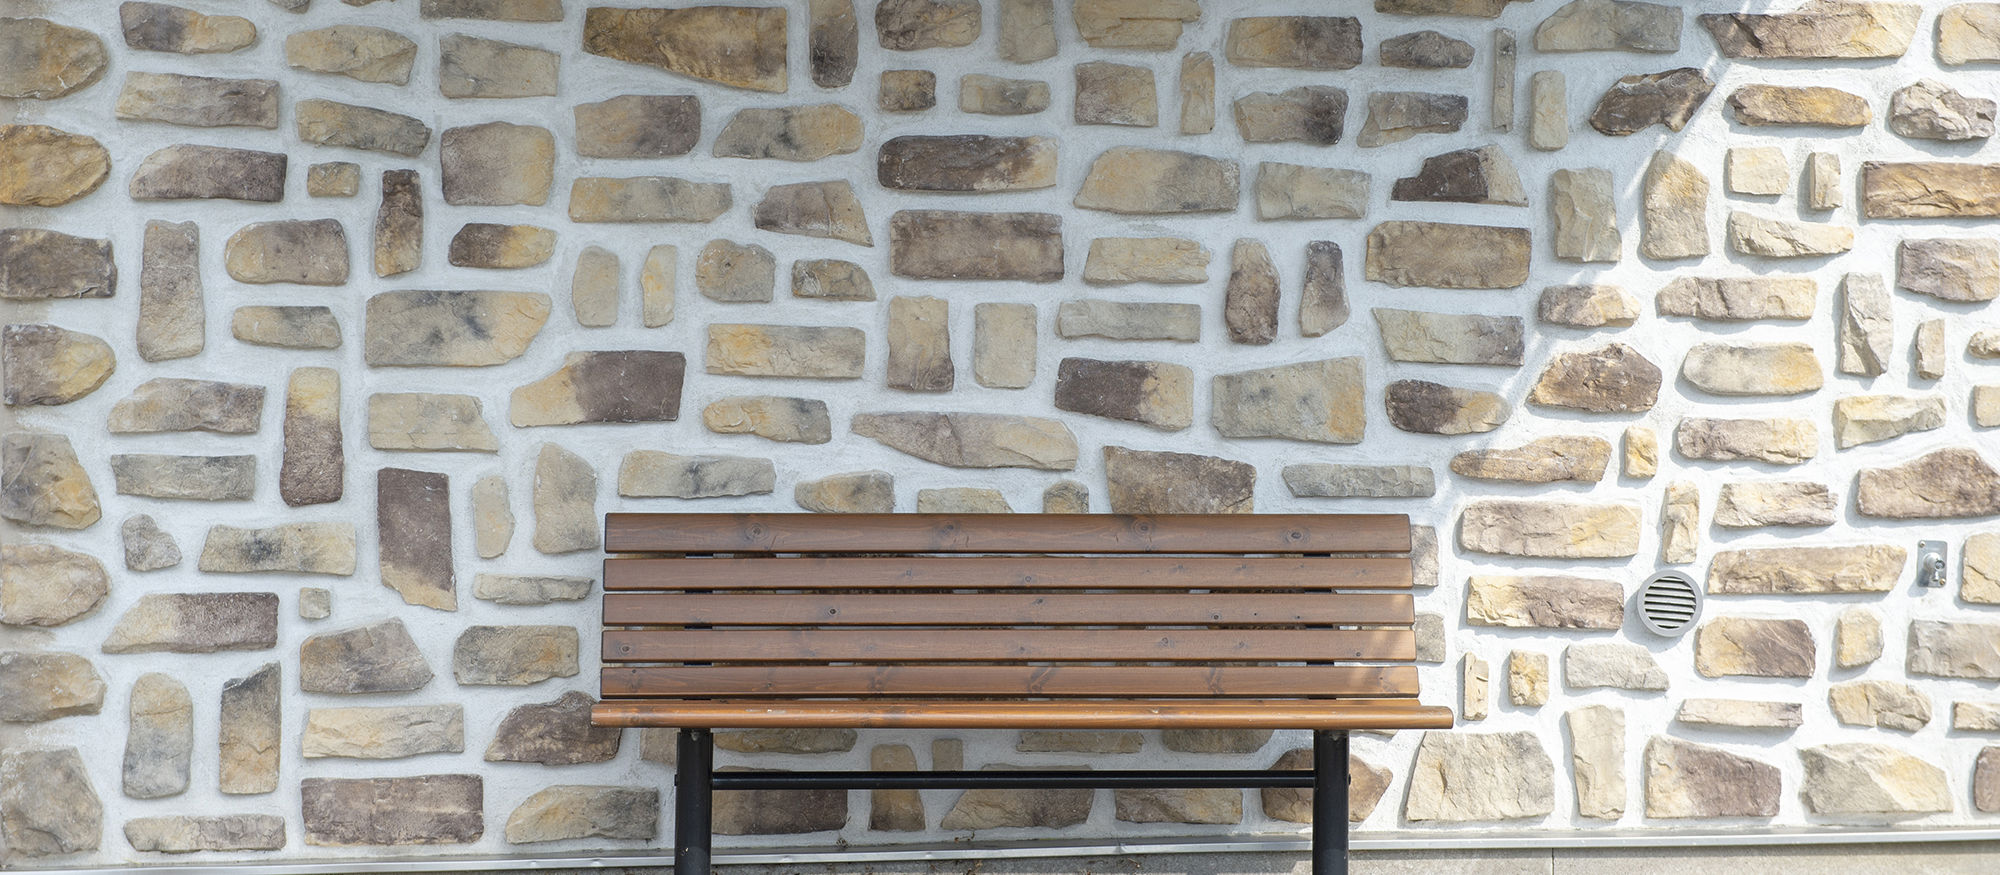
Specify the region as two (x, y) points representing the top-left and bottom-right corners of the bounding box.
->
(218, 663), (279, 794)
(704, 396), (833, 443)
(364, 291), (550, 367)
(1364, 221), (1530, 289)
(0, 651), (104, 722)
(1075, 147), (1238, 214)
(941, 766), (1092, 829)
(123, 816), (285, 853)
(1075, 61), (1156, 126)
(584, 6), (785, 91)
(1385, 380), (1509, 435)
(889, 210), (1062, 280)
(877, 0), (980, 49)
(506, 785), (658, 843)
(1675, 417), (1817, 465)
(1357, 91), (1469, 146)
(1466, 576), (1623, 629)
(279, 367), (343, 507)
(300, 619), (432, 694)
(438, 33), (557, 98)
(1265, 748), (1390, 823)
(1452, 436), (1612, 484)
(1890, 78), (1995, 140)
(441, 123), (552, 206)
(1392, 145), (1526, 205)
(1729, 84), (1870, 127)
(1656, 276), (1817, 321)
(1383, 30), (1475, 67)
(1211, 358), (1365, 445)
(878, 70), (936, 110)
(287, 25), (417, 84)
(1589, 68), (1713, 134)
(224, 219), (349, 286)
(879, 135), (1057, 192)
(301, 775), (483, 845)
(885, 296), (953, 391)
(1700, 2), (1920, 59)
(1695, 617), (1815, 679)
(0, 124), (106, 208)
(796, 470), (895, 513)
(486, 692), (619, 764)
(0, 747), (101, 856)
(1225, 16), (1362, 69)
(374, 170), (422, 277)
(1104, 446), (1253, 514)
(232, 307), (341, 351)
(960, 74), (1051, 114)
(308, 163), (360, 197)
(1459, 500), (1642, 559)
(1257, 163), (1369, 221)
(3, 325), (114, 406)
(754, 181), (872, 245)
(1641, 150), (1708, 259)
(455, 624), (579, 686)
(510, 351), (686, 428)
(1075, 0), (1197, 49)
(1526, 344), (1661, 413)
(620, 452), (775, 499)
(1909, 619), (2000, 680)
(1863, 161), (2000, 218)
(375, 469), (454, 611)
(1232, 87), (1346, 145)
(302, 704), (465, 759)
(854, 412), (1077, 470)
(1644, 737), (1780, 818)
(297, 101), (433, 161)
(2, 18), (106, 98)
(1855, 447), (2000, 518)
(1405, 732), (1554, 821)
(1055, 358), (1191, 431)
(0, 229), (114, 300)
(130, 143), (282, 203)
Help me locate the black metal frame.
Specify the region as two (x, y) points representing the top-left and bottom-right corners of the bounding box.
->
(673, 728), (1352, 875)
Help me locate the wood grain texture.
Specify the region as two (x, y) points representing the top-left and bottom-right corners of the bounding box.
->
(592, 699), (1458, 729)
(603, 555), (1415, 590)
(604, 591), (1415, 626)
(601, 664), (1422, 698)
(602, 628), (1414, 662)
(606, 513), (1412, 554)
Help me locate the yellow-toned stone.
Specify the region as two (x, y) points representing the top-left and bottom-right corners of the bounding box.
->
(0, 125), (109, 207)
(583, 6), (787, 93)
(1967, 531), (2000, 604)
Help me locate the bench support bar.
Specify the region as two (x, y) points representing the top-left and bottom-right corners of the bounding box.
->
(670, 729), (1350, 875)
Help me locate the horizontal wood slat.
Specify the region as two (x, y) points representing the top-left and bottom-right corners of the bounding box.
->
(604, 592), (1415, 627)
(601, 664), (1421, 698)
(604, 555), (1415, 591)
(603, 628), (1413, 663)
(592, 699), (1458, 730)
(606, 513), (1412, 555)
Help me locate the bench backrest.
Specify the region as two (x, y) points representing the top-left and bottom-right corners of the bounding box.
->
(597, 513), (1429, 725)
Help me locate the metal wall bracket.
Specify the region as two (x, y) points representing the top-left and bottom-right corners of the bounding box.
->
(1919, 540), (1948, 588)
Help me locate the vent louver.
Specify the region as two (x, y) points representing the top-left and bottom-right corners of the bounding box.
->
(1638, 571), (1701, 637)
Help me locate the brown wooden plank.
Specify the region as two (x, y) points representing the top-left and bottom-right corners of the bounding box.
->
(601, 664), (1421, 698)
(603, 555), (1414, 591)
(605, 513), (1411, 555)
(605, 592), (1414, 627)
(591, 699), (1457, 730)
(603, 628), (1413, 663)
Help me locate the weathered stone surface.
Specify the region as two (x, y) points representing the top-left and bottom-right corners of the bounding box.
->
(376, 469), (454, 611)
(365, 291), (550, 367)
(1374, 309), (1525, 366)
(867, 743), (923, 830)
(1460, 500), (1642, 559)
(446, 224), (552, 270)
(1828, 273), (1894, 379)
(301, 775), (483, 845)
(1393, 145), (1525, 206)
(1405, 732), (1552, 822)
(224, 219), (349, 286)
(1385, 380), (1509, 435)
(3, 325), (114, 406)
(571, 176), (732, 223)
(1565, 642), (1668, 690)
(1527, 71), (1569, 151)
(1225, 16), (1362, 69)
(1942, 4), (2000, 63)
(1975, 331), (2000, 358)
(511, 351), (687, 429)
(1154, 729), (1267, 754)
(1701, 2), (1920, 59)
(1800, 151), (1840, 209)
(128, 220), (203, 361)
(1828, 680), (1931, 732)
(1833, 607), (1886, 668)
(1676, 417), (1817, 465)
(0, 747), (101, 856)
(0, 229), (114, 300)
(111, 454), (254, 501)
(506, 785), (657, 844)
(1356, 91), (1467, 147)
(1364, 222), (1530, 289)
(1548, 168), (1620, 262)
(1054, 358), (1191, 431)
(960, 74), (1051, 114)
(423, 0), (564, 21)
(304, 704), (463, 760)
(275, 368), (341, 508)
(1695, 617), (1814, 679)
(1979, 386), (2000, 427)
(879, 69), (936, 110)
(1382, 30), (1474, 67)
(1639, 151), (1708, 258)
(1714, 481), (1836, 527)
(288, 25), (418, 84)
(939, 765), (1091, 829)
(1, 544), (106, 628)
(996, 0), (1057, 60)
(1563, 706), (1625, 819)
(704, 397), (833, 444)
(1917, 318), (1949, 379)
(620, 452), (775, 499)
(1645, 737), (1780, 818)
(885, 296), (952, 391)
(1727, 146), (1788, 195)
(233, 306), (342, 350)
(475, 574), (590, 606)
(473, 476), (513, 560)
(584, 6), (785, 92)
(712, 728), (859, 755)
(754, 181), (872, 246)
(574, 95), (699, 160)
(968, 303), (1037, 389)
(454, 625), (578, 687)
(486, 692), (617, 763)
(1623, 426), (1659, 479)
(1452, 437), (1612, 484)
(917, 488), (1011, 513)
(1075, 147), (1238, 215)
(1856, 447), (2000, 519)
(796, 470), (895, 513)
(369, 394), (497, 452)
(1657, 480), (1699, 564)
(1909, 619), (2000, 680)
(1863, 161), (2000, 218)
(1709, 545), (1904, 594)
(706, 324), (866, 379)
(442, 123), (552, 206)
(1212, 358), (1366, 444)
(1114, 787), (1240, 825)
(1656, 276), (1816, 321)
(129, 143), (282, 203)
(1233, 86), (1347, 145)
(1466, 576), (1623, 629)
(298, 589), (331, 620)
(570, 246), (619, 326)
(803, 0), (860, 87)
(1538, 285), (1639, 328)
(1, 433), (100, 529)
(439, 33), (557, 98)
(101, 593), (278, 655)
(0, 651), (103, 722)
(1589, 68), (1712, 134)
(1104, 446), (1253, 514)
(1415, 613), (1446, 663)
(714, 105), (863, 162)
(1071, 0), (1197, 49)
(1255, 163), (1368, 221)
(1224, 240), (1279, 344)
(1527, 344), (1661, 413)
(1042, 480), (1090, 514)
(532, 444), (598, 554)
(124, 816), (285, 853)
(1083, 238), (1208, 285)
(692, 240), (774, 304)
(878, 136), (1057, 194)
(1075, 61), (1156, 126)
(1727, 211), (1855, 257)
(300, 619), (430, 695)
(1537, 0), (1680, 52)
(218, 663), (279, 795)
(1833, 395), (1946, 449)
(1959, 703), (2000, 732)
(200, 523), (355, 576)
(1681, 342), (1822, 396)
(1295, 241), (1349, 337)
(1177, 51), (1214, 133)
(2, 18), (106, 98)
(1888, 79), (1994, 141)
(854, 412), (1077, 470)
(1676, 699), (1803, 730)
(115, 72), (277, 129)
(1897, 238), (2000, 302)
(1264, 748), (1390, 824)
(877, 0), (980, 49)
(0, 125), (107, 204)
(1729, 85), (1871, 127)
(1283, 465), (1434, 498)
(888, 210), (1063, 281)
(712, 769), (849, 834)
(122, 674), (191, 799)
(1800, 744), (1950, 814)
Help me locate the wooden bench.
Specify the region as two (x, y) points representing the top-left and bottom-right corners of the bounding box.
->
(593, 513), (1453, 875)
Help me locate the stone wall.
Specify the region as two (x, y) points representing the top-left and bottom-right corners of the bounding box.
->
(5, 0), (2000, 865)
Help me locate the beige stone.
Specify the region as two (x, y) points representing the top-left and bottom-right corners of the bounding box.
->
(1675, 699), (1803, 730)
(570, 177), (730, 223)
(1084, 238), (1209, 284)
(1799, 744), (1950, 814)
(1681, 342), (1822, 396)
(796, 470), (894, 513)
(1567, 705), (1625, 820)
(1830, 681), (1931, 731)
(439, 33), (557, 98)
(1509, 651), (1549, 707)
(1967, 531), (2000, 604)
(1624, 426), (1658, 478)
(886, 297), (953, 391)
(1566, 642), (1668, 690)
(704, 397), (833, 444)
(1833, 395), (1946, 448)
(1210, 358), (1365, 444)
(1659, 480), (1699, 565)
(1075, 61), (1157, 126)
(1701, 2), (1921, 59)
(915, 487), (1012, 514)
(974, 303), (1037, 389)
(706, 324), (866, 379)
(1179, 51), (1214, 133)
(1374, 309), (1524, 366)
(1075, 147), (1238, 214)
(288, 25), (416, 84)
(1641, 150), (1708, 259)
(1549, 167), (1620, 262)
(1404, 732), (1553, 822)
(1727, 211), (1855, 257)
(1364, 222), (1530, 289)
(0, 544), (106, 628)
(1451, 436), (1611, 484)
(1676, 417), (1818, 464)
(1645, 736), (1780, 818)
(1941, 3), (2000, 63)
(1709, 545), (1905, 594)
(1467, 576), (1623, 629)
(368, 394), (497, 452)
(303, 705), (465, 759)
(999, 0), (1057, 61)
(1656, 276), (1817, 321)
(1255, 163), (1369, 220)
(2, 18), (106, 99)
(582, 6), (786, 92)
(472, 475), (513, 559)
(1714, 481), (1836, 527)
(442, 123), (554, 206)
(1458, 500), (1642, 559)
(714, 105), (863, 161)
(365, 291), (550, 367)
(1696, 617), (1814, 679)
(854, 412), (1077, 470)
(960, 74), (1051, 115)
(533, 444), (597, 554)
(0, 125), (108, 207)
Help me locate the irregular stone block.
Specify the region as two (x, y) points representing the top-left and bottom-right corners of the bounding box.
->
(886, 296), (953, 391)
(571, 175), (734, 223)
(1233, 86), (1347, 145)
(1179, 51), (1215, 133)
(879, 135), (1057, 192)
(1799, 744), (1950, 814)
(796, 470), (894, 512)
(1210, 358), (1365, 444)
(714, 105), (862, 161)
(444, 223), (552, 270)
(1590, 68), (1712, 134)
(1382, 30), (1474, 67)
(1000, 0), (1057, 60)
(441, 122), (552, 206)
(809, 0), (859, 87)
(1528, 71), (1568, 151)
(1, 544), (107, 628)
(1681, 342), (1822, 396)
(0, 433), (100, 529)
(1527, 343), (1661, 413)
(1264, 748), (1391, 824)
(619, 452), (775, 498)
(1282, 465), (1433, 499)
(1942, 3), (2000, 63)
(1075, 61), (1156, 126)
(233, 307), (340, 350)
(124, 815), (285, 853)
(0, 124), (106, 208)
(111, 454), (254, 501)
(1641, 150), (1708, 259)
(101, 593), (278, 654)
(705, 324), (865, 379)
(1890, 79), (1994, 141)
(1565, 642), (1669, 690)
(300, 619), (431, 693)
(1075, 147), (1238, 214)
(1959, 702), (2000, 732)
(1829, 680), (1930, 731)
(941, 765), (1091, 829)
(472, 476), (512, 560)
(1299, 241), (1348, 336)
(877, 0), (980, 49)
(224, 219), (349, 286)
(1, 18), (106, 98)
(1224, 240), (1279, 344)
(129, 143), (283, 202)
(1545, 167), (1620, 261)
(1714, 481), (1836, 527)
(287, 25), (417, 84)
(0, 229), (114, 300)
(704, 396), (833, 443)
(1225, 16), (1361, 69)
(1909, 619), (2000, 679)
(364, 291), (550, 367)
(279, 368), (343, 507)
(1459, 500), (1641, 558)
(1392, 145), (1525, 205)
(297, 102), (432, 163)
(754, 181), (872, 245)
(0, 747), (101, 856)
(574, 94), (699, 158)
(1856, 447), (2000, 518)
(1385, 380), (1509, 435)
(1837, 606), (1886, 667)
(1897, 237), (2000, 302)
(476, 574), (591, 605)
(696, 240), (774, 303)
(1695, 617), (1814, 679)
(1467, 577), (1622, 629)
(1700, 2), (1920, 59)
(219, 663), (279, 794)
(583, 6), (785, 91)
(486, 691), (617, 763)
(1364, 221), (1529, 289)
(1656, 276), (1815, 321)
(1083, 238), (1208, 285)
(1709, 545), (1905, 594)
(129, 220), (203, 361)
(1255, 162), (1368, 220)
(1536, 0), (1680, 52)
(1727, 146), (1788, 195)
(1054, 358), (1191, 430)
(1452, 437), (1610, 486)
(1566, 705), (1625, 819)
(377, 469), (454, 611)
(303, 704), (464, 760)
(878, 69), (936, 110)
(1863, 161), (2000, 218)
(1374, 309), (1524, 366)
(1727, 211), (1854, 257)
(1917, 318), (1949, 379)
(1676, 417), (1817, 464)
(423, 0), (563, 20)
(199, 523), (354, 576)
(369, 393), (496, 452)
(960, 74), (1050, 114)
(533, 444), (598, 553)
(1074, 0), (1197, 49)
(3, 324), (115, 406)
(115, 72), (275, 129)
(301, 775), (483, 845)
(1405, 732), (1552, 822)
(123, 674), (191, 799)
(511, 351), (686, 429)
(438, 33), (557, 98)
(0, 650), (103, 722)
(854, 412), (1076, 469)
(915, 487), (1011, 513)
(1624, 426), (1659, 479)
(1357, 91), (1467, 146)
(1729, 84), (1870, 127)
(456, 625), (579, 686)
(1104, 446), (1252, 514)
(507, 785), (658, 843)
(1833, 394), (1945, 448)
(121, 515), (180, 571)
(1644, 737), (1779, 818)
(1675, 699), (1803, 730)
(889, 210), (1062, 280)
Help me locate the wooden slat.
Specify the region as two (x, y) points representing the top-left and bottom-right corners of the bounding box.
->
(603, 628), (1413, 663)
(592, 699), (1457, 730)
(604, 555), (1414, 591)
(604, 592), (1414, 627)
(601, 664), (1421, 698)
(605, 513), (1411, 555)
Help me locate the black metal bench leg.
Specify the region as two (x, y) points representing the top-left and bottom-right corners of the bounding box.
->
(1311, 729), (1349, 875)
(676, 728), (713, 875)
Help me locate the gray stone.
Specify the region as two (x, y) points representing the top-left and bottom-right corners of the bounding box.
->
(233, 306), (341, 349)
(1392, 145), (1526, 205)
(889, 210), (1063, 280)
(1057, 301), (1199, 343)
(130, 220), (202, 361)
(960, 74), (1051, 114)
(564, 172), (728, 223)
(1709, 545), (1906, 594)
(1, 18), (106, 98)
(1695, 617), (1814, 679)
(1675, 699), (1804, 730)
(1115, 788), (1240, 825)
(0, 229), (114, 301)
(1675, 417), (1818, 464)
(120, 2), (255, 53)
(3, 324), (115, 405)
(1890, 79), (1995, 140)
(1385, 380), (1510, 435)
(877, 0), (980, 49)
(486, 691), (618, 763)
(301, 775), (483, 845)
(974, 302), (1038, 389)
(582, 5), (785, 92)
(1459, 500), (1642, 559)
(1681, 342), (1823, 396)
(0, 748), (101, 856)
(809, 0), (859, 87)
(304, 704), (464, 759)
(1539, 285), (1638, 327)
(1075, 61), (1156, 127)
(941, 766), (1091, 829)
(1364, 222), (1530, 289)
(280, 368), (343, 507)
(1565, 642), (1668, 690)
(1374, 309), (1525, 366)
(706, 324), (866, 379)
(1299, 241), (1348, 336)
(619, 451), (775, 498)
(287, 25), (417, 84)
(423, 0), (563, 20)
(1645, 737), (1780, 818)
(111, 454), (254, 500)
(1405, 732), (1553, 822)
(439, 33), (557, 98)
(714, 105), (863, 161)
(1527, 344), (1661, 413)
(575, 95), (699, 158)
(754, 181), (873, 246)
(123, 674), (191, 799)
(377, 469), (454, 611)
(1382, 30), (1474, 67)
(1379, 0), (1527, 16)
(298, 589), (331, 620)
(1590, 68), (1712, 134)
(704, 397), (833, 443)
(533, 444), (598, 554)
(1000, 0), (1057, 60)
(1282, 464), (1434, 499)
(1833, 394), (1946, 448)
(1056, 358), (1192, 431)
(369, 393), (497, 452)
(507, 785), (658, 844)
(1492, 29), (1516, 131)
(1255, 163), (1368, 221)
(218, 664), (279, 794)
(1856, 447), (2000, 519)
(1549, 168), (1621, 261)
(199, 523), (354, 575)
(1233, 86), (1347, 145)
(1897, 238), (2000, 302)
(115, 72), (275, 129)
(295, 101), (430, 159)
(1180, 52), (1214, 134)
(1909, 619), (2000, 680)
(1225, 16), (1362, 69)
(796, 470), (894, 513)
(102, 593), (278, 654)
(1714, 481), (1837, 527)
(1357, 91), (1468, 147)
(475, 574), (591, 606)
(1800, 744), (1950, 814)
(129, 144), (285, 202)
(1211, 358), (1366, 444)
(886, 296), (953, 391)
(1537, 0), (1680, 52)
(124, 815), (285, 853)
(0, 651), (103, 723)
(878, 70), (936, 110)
(224, 219), (349, 286)
(854, 412), (1077, 470)
(1466, 577), (1622, 629)
(1224, 240), (1280, 344)
(442, 123), (553, 206)
(1104, 446), (1253, 514)
(300, 619), (433, 694)
(364, 291), (551, 366)
(1, 544), (107, 627)
(0, 433), (100, 529)
(1075, 147), (1238, 214)
(879, 135), (1057, 192)
(1656, 276), (1816, 321)
(455, 626), (578, 686)
(1700, 3), (1920, 59)
(511, 351), (685, 428)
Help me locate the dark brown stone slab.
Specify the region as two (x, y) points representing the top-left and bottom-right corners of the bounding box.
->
(379, 469), (454, 611)
(583, 6), (787, 93)
(130, 145), (286, 202)
(485, 691), (622, 764)
(1056, 358), (1193, 431)
(1589, 67), (1713, 135)
(1104, 445), (1253, 514)
(510, 351), (686, 426)
(878, 135), (1058, 192)
(302, 775), (483, 846)
(889, 210), (1063, 281)
(0, 229), (114, 300)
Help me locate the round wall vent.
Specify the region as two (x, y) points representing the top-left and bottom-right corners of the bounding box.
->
(1638, 571), (1702, 637)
